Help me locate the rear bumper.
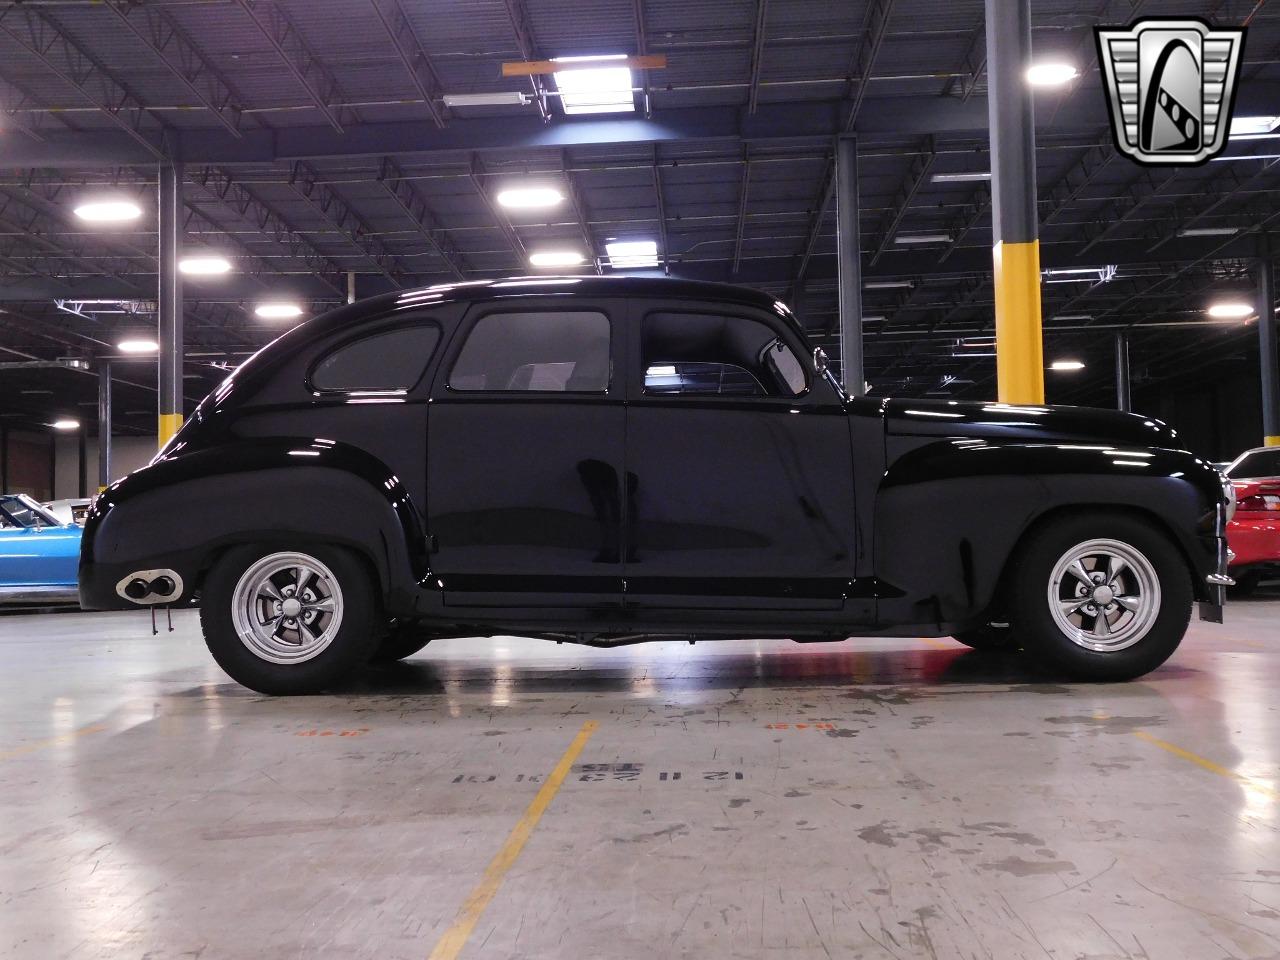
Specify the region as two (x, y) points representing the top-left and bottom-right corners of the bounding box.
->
(1227, 518), (1280, 569)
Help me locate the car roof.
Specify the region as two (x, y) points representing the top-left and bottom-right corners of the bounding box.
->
(303, 275), (800, 339)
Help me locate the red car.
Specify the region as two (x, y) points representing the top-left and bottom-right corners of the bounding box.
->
(1224, 446), (1280, 594)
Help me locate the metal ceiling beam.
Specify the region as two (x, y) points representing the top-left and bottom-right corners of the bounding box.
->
(0, 6), (167, 158)
(560, 152), (601, 275)
(652, 144), (670, 274)
(233, 0), (354, 134)
(288, 161), (404, 285)
(367, 0), (448, 128)
(938, 183), (990, 263)
(469, 154), (528, 266)
(1146, 156), (1280, 254)
(378, 157), (468, 281)
(503, 0), (549, 121)
(746, 0), (769, 115)
(867, 136), (935, 267)
(843, 0), (896, 134)
(0, 71), (56, 142)
(190, 166), (348, 296)
(731, 147), (751, 274)
(633, 0), (652, 119)
(792, 0), (896, 292)
(102, 0), (247, 139)
(943, 22), (986, 102)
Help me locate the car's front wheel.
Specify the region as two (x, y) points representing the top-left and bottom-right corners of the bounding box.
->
(1008, 514), (1192, 681)
(200, 545), (381, 694)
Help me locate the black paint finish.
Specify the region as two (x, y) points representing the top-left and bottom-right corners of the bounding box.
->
(79, 276), (1229, 640)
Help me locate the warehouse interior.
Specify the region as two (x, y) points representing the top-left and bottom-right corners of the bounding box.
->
(1, 0), (1279, 957)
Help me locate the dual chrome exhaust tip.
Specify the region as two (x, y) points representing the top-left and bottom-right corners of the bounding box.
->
(115, 569), (184, 605)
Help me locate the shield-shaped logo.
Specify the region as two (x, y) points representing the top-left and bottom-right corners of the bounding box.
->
(1095, 18), (1246, 166)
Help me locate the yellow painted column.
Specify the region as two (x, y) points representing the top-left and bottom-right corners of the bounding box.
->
(985, 0), (1045, 406)
(993, 240), (1045, 404)
(158, 413), (184, 447)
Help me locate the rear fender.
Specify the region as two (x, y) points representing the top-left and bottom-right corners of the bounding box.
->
(79, 439), (425, 611)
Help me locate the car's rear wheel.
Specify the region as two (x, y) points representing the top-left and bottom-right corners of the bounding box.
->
(952, 622), (1016, 650)
(201, 545), (381, 694)
(371, 619), (435, 662)
(1008, 514), (1192, 681)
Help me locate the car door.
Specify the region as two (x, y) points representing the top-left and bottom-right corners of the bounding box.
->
(426, 297), (627, 607)
(0, 499), (79, 586)
(622, 300), (861, 611)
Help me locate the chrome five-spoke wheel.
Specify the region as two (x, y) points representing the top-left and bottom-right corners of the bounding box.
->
(230, 551), (345, 664)
(1047, 538), (1160, 653)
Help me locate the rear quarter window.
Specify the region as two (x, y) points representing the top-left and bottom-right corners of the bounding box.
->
(309, 324), (441, 393)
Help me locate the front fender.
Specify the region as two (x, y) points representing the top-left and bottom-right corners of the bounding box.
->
(79, 438), (426, 611)
(873, 440), (1224, 628)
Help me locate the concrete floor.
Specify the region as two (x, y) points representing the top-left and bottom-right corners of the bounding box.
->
(1, 592), (1278, 960)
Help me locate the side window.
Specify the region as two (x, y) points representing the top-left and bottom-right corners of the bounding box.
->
(641, 311), (808, 398)
(448, 310), (611, 393)
(310, 324), (440, 393)
(644, 361), (765, 397)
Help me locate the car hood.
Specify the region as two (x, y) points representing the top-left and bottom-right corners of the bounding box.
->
(883, 398), (1181, 449)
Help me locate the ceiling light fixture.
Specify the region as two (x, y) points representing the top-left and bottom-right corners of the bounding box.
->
(442, 91), (529, 108)
(930, 172), (992, 183)
(117, 339), (159, 354)
(864, 280), (914, 290)
(893, 233), (952, 244)
(1177, 226), (1239, 237)
(51, 419), (80, 431)
(179, 254), (232, 276)
(528, 250), (586, 267)
(496, 186), (564, 209)
(255, 302), (304, 320)
(1050, 359), (1085, 371)
(74, 199), (142, 223)
(1229, 115), (1280, 138)
(1026, 62), (1078, 87)
(551, 55), (635, 115)
(605, 239), (658, 268)
(1206, 301), (1255, 319)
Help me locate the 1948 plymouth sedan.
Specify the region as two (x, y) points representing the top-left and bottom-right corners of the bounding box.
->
(79, 277), (1233, 694)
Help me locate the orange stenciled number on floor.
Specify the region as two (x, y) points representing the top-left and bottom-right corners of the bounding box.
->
(764, 723), (836, 731)
(295, 728), (370, 737)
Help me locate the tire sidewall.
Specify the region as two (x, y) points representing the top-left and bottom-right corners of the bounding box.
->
(1010, 514), (1193, 681)
(200, 544), (382, 694)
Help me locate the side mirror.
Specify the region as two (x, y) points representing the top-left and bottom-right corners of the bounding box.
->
(812, 347), (830, 376)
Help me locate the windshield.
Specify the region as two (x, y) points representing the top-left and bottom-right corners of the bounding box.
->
(0, 494), (63, 529)
(1226, 449), (1280, 480)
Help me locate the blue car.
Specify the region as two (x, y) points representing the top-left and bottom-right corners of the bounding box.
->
(0, 494), (83, 604)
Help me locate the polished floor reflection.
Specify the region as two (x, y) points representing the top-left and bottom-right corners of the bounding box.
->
(2, 592), (1279, 959)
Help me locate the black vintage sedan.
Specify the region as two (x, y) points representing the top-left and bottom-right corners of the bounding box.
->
(80, 277), (1232, 694)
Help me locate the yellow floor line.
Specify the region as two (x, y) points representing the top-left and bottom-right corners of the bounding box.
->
(428, 719), (599, 960)
(1132, 730), (1277, 800)
(0, 723), (106, 763)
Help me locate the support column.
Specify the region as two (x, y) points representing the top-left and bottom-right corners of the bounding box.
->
(77, 428), (86, 499)
(98, 361), (112, 491)
(986, 0), (1043, 405)
(1260, 239), (1279, 446)
(158, 161), (184, 448)
(347, 270), (357, 305)
(1115, 332), (1132, 413)
(835, 134), (864, 394)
